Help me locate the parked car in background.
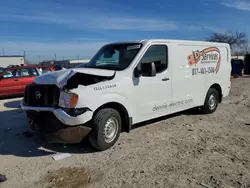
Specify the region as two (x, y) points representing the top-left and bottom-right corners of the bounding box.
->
(0, 65), (54, 98)
(36, 65), (55, 74)
(0, 67), (4, 74)
(53, 64), (66, 71)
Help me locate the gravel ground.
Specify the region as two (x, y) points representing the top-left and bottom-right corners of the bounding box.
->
(0, 77), (250, 188)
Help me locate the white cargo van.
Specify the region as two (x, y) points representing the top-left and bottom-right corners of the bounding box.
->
(20, 39), (231, 150)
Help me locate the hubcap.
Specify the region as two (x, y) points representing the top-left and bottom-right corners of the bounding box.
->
(103, 117), (119, 143)
(208, 94), (216, 110)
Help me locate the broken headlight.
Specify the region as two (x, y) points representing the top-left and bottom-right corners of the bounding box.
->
(59, 91), (79, 108)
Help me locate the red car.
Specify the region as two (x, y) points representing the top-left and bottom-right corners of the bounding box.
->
(0, 65), (54, 98)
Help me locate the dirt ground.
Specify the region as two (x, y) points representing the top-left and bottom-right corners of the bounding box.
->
(0, 77), (250, 188)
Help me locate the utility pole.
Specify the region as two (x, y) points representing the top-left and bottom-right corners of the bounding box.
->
(23, 50), (26, 64)
(54, 52), (57, 60)
(38, 55), (41, 63)
(77, 37), (80, 60)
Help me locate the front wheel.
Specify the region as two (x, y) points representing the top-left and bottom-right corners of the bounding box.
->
(200, 88), (219, 114)
(88, 108), (121, 151)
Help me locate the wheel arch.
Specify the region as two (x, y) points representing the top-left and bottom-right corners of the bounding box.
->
(209, 83), (222, 102)
(93, 102), (132, 133)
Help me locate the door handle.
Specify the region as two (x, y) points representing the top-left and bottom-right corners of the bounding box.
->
(14, 79), (19, 81)
(162, 77), (170, 81)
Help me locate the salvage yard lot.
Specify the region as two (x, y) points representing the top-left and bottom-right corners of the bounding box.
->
(1, 77), (250, 188)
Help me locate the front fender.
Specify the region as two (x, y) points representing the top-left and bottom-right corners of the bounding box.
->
(86, 92), (134, 119)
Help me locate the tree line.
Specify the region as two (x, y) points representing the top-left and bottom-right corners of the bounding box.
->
(207, 31), (249, 56)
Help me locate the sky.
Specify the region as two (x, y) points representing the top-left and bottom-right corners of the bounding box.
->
(0, 0), (249, 62)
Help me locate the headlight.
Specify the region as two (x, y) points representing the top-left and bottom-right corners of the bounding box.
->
(59, 91), (79, 108)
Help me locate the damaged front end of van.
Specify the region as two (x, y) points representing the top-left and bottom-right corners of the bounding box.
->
(20, 68), (116, 144)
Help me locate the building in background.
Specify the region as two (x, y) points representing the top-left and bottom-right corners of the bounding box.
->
(39, 58), (90, 69)
(231, 55), (244, 60)
(0, 55), (25, 67)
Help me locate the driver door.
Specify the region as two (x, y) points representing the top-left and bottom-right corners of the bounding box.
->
(0, 68), (22, 96)
(132, 44), (172, 122)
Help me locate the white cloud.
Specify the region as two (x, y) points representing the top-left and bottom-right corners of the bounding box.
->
(1, 12), (177, 31)
(222, 0), (250, 11)
(88, 17), (177, 31)
(187, 25), (225, 33)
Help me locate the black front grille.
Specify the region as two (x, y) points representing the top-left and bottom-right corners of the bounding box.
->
(24, 84), (60, 107)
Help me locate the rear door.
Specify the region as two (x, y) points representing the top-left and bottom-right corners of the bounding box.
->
(19, 67), (40, 92)
(0, 68), (22, 96)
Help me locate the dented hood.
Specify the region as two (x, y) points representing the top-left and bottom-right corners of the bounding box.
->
(33, 68), (115, 87)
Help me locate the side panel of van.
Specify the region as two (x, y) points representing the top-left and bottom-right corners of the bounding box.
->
(170, 43), (230, 114)
(170, 44), (205, 113)
(204, 46), (231, 98)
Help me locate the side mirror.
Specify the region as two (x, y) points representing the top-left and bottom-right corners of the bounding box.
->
(134, 66), (142, 78)
(0, 75), (3, 80)
(135, 62), (156, 77)
(150, 62), (156, 77)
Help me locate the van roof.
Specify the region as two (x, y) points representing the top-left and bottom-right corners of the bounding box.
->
(107, 39), (230, 47)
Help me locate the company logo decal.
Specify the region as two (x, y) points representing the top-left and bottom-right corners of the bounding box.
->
(187, 47), (221, 75)
(35, 91), (42, 99)
(152, 99), (193, 112)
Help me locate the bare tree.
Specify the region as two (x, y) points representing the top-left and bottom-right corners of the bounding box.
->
(242, 43), (250, 54)
(207, 31), (248, 51)
(231, 42), (250, 56)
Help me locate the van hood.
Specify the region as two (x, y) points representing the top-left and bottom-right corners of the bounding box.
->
(33, 68), (116, 88)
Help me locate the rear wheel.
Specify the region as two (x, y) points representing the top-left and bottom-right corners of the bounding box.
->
(200, 88), (219, 114)
(88, 108), (121, 151)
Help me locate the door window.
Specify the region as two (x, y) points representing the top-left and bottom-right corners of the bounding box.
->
(41, 67), (52, 74)
(2, 69), (21, 78)
(140, 45), (168, 74)
(21, 68), (39, 77)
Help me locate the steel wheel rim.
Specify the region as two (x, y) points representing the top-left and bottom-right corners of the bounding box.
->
(209, 94), (216, 110)
(103, 117), (119, 143)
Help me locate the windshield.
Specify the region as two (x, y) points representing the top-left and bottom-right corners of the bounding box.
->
(0, 68), (5, 74)
(77, 43), (142, 71)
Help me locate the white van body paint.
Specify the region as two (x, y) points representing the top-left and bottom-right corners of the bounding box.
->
(21, 39), (231, 127)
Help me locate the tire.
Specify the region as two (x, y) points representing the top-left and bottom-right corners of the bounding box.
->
(200, 88), (219, 114)
(88, 108), (121, 151)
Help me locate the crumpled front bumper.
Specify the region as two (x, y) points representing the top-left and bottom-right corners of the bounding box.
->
(20, 100), (93, 126)
(21, 100), (93, 143)
(45, 125), (92, 144)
